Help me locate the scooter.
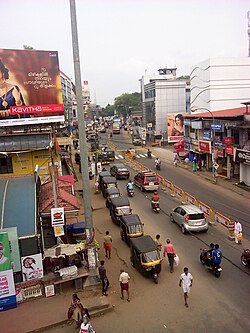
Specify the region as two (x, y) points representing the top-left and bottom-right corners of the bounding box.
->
(151, 200), (160, 213)
(241, 249), (250, 268)
(200, 248), (222, 278)
(127, 187), (134, 197)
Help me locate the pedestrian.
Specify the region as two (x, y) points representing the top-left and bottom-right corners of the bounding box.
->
(179, 267), (193, 308)
(119, 269), (130, 302)
(234, 219), (242, 244)
(103, 231), (112, 259)
(163, 239), (176, 273)
(155, 234), (162, 252)
(98, 260), (109, 296)
(67, 293), (90, 328)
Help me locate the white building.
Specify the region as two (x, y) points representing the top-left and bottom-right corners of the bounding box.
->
(140, 68), (187, 137)
(60, 71), (75, 123)
(190, 58), (250, 113)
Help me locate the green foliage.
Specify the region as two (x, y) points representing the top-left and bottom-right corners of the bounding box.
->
(114, 92), (141, 116)
(23, 45), (35, 50)
(177, 75), (190, 80)
(102, 104), (115, 116)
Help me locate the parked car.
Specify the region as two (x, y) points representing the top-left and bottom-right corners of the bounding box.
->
(170, 204), (208, 234)
(134, 171), (159, 192)
(110, 164), (130, 179)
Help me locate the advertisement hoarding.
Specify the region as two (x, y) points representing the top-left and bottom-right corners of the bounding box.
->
(0, 233), (12, 272)
(0, 269), (17, 311)
(0, 228), (21, 272)
(167, 113), (184, 143)
(0, 48), (64, 127)
(198, 141), (211, 154)
(51, 207), (65, 226)
(21, 253), (44, 281)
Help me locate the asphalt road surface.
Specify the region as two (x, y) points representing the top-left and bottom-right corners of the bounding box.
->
(43, 137), (250, 333)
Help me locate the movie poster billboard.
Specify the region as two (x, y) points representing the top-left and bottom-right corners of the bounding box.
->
(167, 113), (184, 143)
(0, 233), (12, 272)
(0, 228), (21, 272)
(0, 269), (17, 311)
(21, 253), (43, 281)
(0, 48), (64, 127)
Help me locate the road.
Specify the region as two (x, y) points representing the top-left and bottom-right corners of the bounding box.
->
(110, 131), (250, 240)
(43, 133), (250, 333)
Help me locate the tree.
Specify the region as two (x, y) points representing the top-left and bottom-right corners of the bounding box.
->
(23, 45), (35, 50)
(114, 92), (141, 116)
(177, 75), (190, 80)
(102, 104), (115, 117)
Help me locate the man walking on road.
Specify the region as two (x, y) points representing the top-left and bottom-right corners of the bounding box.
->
(119, 269), (130, 302)
(98, 260), (109, 296)
(179, 267), (193, 308)
(163, 239), (176, 273)
(234, 219), (242, 244)
(103, 231), (112, 259)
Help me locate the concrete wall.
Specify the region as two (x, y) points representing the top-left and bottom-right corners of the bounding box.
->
(190, 58), (250, 112)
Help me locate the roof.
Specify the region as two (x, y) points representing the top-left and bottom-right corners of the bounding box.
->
(130, 235), (156, 253)
(110, 196), (130, 207)
(120, 214), (141, 226)
(39, 179), (79, 215)
(0, 177), (36, 237)
(99, 171), (111, 178)
(106, 188), (120, 195)
(102, 177), (117, 184)
(184, 107), (246, 118)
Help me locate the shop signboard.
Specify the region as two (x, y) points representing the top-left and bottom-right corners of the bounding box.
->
(0, 233), (12, 272)
(51, 207), (65, 226)
(198, 140), (211, 154)
(223, 137), (234, 145)
(203, 130), (211, 141)
(0, 269), (17, 311)
(225, 146), (234, 156)
(235, 149), (250, 165)
(191, 121), (202, 129)
(167, 113), (184, 143)
(54, 225), (65, 237)
(214, 141), (223, 147)
(0, 227), (21, 273)
(216, 149), (224, 158)
(21, 253), (44, 281)
(0, 48), (64, 127)
(210, 124), (224, 131)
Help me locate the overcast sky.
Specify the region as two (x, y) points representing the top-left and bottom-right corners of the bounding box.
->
(1, 0), (249, 106)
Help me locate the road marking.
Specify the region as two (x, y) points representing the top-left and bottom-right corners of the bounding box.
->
(139, 154), (145, 157)
(115, 156), (119, 159)
(152, 154), (156, 157)
(118, 155), (124, 159)
(136, 155), (141, 158)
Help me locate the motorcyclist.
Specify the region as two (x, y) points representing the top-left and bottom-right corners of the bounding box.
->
(212, 244), (222, 267)
(155, 157), (161, 167)
(147, 148), (152, 158)
(151, 191), (160, 204)
(206, 243), (214, 266)
(127, 180), (134, 191)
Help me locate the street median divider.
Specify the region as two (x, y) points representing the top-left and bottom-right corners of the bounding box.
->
(117, 150), (235, 239)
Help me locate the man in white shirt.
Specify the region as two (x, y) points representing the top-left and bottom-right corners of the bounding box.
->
(179, 267), (193, 308)
(119, 269), (130, 302)
(234, 219), (242, 244)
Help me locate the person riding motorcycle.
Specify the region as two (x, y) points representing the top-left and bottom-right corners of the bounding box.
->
(147, 149), (152, 158)
(206, 243), (215, 266)
(152, 191), (160, 204)
(127, 180), (134, 191)
(212, 244), (222, 267)
(155, 157), (161, 167)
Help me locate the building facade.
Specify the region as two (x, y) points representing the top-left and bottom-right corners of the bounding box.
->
(190, 58), (250, 112)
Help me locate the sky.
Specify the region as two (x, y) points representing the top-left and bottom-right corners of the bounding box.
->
(1, 0), (249, 106)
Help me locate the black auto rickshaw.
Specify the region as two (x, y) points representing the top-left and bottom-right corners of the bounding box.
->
(98, 151), (110, 165)
(105, 187), (121, 208)
(130, 235), (162, 284)
(106, 149), (115, 162)
(98, 171), (111, 193)
(101, 176), (118, 198)
(109, 196), (132, 225)
(120, 214), (144, 245)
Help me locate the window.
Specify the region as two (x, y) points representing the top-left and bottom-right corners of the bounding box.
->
(0, 157), (13, 174)
(232, 129), (239, 145)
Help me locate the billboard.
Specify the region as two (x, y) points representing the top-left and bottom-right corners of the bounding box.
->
(0, 48), (64, 126)
(0, 269), (17, 311)
(0, 228), (21, 272)
(0, 233), (12, 272)
(21, 253), (44, 281)
(167, 113), (184, 143)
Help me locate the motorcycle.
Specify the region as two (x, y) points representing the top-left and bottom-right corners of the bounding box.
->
(147, 150), (152, 159)
(200, 248), (222, 278)
(127, 187), (134, 197)
(151, 200), (160, 213)
(155, 163), (161, 171)
(241, 249), (250, 268)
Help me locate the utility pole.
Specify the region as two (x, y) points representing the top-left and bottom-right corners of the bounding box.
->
(69, 0), (93, 238)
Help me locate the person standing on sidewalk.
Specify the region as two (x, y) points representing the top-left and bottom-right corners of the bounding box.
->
(103, 231), (112, 259)
(98, 260), (109, 296)
(179, 267), (193, 308)
(67, 293), (90, 328)
(163, 239), (176, 273)
(234, 219), (242, 244)
(119, 269), (130, 302)
(155, 234), (162, 252)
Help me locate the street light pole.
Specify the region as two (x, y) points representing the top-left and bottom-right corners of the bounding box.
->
(69, 0), (93, 237)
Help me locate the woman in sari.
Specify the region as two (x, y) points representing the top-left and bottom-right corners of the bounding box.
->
(67, 293), (90, 328)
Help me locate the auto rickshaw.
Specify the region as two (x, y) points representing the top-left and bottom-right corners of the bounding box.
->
(106, 149), (115, 162)
(101, 176), (118, 198)
(130, 235), (162, 284)
(124, 148), (136, 160)
(105, 187), (121, 208)
(120, 214), (144, 245)
(109, 196), (132, 225)
(98, 151), (110, 165)
(98, 171), (111, 193)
